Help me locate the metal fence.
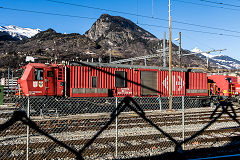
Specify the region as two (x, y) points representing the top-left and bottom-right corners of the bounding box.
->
(0, 96), (240, 159)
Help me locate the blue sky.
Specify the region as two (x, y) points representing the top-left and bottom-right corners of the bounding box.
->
(1, 0), (240, 61)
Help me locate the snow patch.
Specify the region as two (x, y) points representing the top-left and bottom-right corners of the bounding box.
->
(192, 47), (240, 69)
(141, 36), (158, 40)
(191, 47), (214, 58)
(0, 25), (41, 40)
(85, 51), (96, 55)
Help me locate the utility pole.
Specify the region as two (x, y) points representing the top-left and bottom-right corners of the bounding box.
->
(168, 0), (173, 111)
(163, 32), (166, 67)
(179, 32), (181, 67)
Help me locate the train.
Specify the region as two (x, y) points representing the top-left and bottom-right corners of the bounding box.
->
(17, 61), (240, 104)
(208, 74), (240, 102)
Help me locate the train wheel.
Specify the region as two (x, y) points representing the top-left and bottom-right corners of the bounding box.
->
(202, 98), (210, 107)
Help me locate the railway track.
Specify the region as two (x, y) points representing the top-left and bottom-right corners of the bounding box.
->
(1, 107), (239, 136)
(0, 96), (204, 116)
(1, 134), (240, 159)
(1, 127), (240, 159)
(0, 104), (240, 159)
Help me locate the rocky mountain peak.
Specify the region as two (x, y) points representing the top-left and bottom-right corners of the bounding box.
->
(85, 14), (157, 48)
(31, 28), (57, 40)
(98, 14), (155, 37)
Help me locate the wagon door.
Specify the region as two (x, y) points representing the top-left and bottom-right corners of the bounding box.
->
(141, 71), (158, 95)
(44, 67), (55, 96)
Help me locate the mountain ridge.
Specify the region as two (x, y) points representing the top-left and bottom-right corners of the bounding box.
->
(0, 14), (238, 73)
(192, 47), (240, 69)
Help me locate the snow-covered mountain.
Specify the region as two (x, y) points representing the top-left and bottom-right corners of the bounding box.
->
(192, 47), (240, 69)
(0, 25), (41, 40)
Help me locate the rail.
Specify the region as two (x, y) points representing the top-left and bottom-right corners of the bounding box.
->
(0, 98), (240, 159)
(1, 62), (240, 159)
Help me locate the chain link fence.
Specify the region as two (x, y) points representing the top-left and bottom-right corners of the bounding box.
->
(0, 96), (239, 159)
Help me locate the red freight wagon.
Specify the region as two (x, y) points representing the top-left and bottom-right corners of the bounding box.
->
(18, 62), (208, 98)
(159, 71), (186, 97)
(187, 72), (208, 96)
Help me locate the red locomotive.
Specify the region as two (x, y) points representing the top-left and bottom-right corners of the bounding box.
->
(18, 62), (209, 98)
(208, 74), (240, 102)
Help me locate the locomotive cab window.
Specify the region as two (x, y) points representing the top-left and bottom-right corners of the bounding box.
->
(34, 68), (43, 80)
(91, 76), (97, 88)
(115, 71), (126, 88)
(225, 78), (232, 83)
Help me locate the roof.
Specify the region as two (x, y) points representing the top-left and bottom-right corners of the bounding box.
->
(28, 63), (47, 68)
(69, 61), (206, 73)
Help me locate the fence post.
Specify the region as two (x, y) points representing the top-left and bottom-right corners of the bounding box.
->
(26, 96), (30, 160)
(40, 109), (43, 119)
(158, 96), (162, 111)
(55, 108), (59, 118)
(115, 97), (118, 158)
(182, 96), (185, 150)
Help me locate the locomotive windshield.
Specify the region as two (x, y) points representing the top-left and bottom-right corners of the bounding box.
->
(225, 78), (232, 83)
(35, 68), (43, 80)
(19, 69), (25, 78)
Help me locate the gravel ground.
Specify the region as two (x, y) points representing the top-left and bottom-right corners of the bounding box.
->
(1, 104), (240, 159)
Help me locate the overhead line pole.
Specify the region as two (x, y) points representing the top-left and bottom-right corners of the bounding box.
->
(183, 49), (227, 56)
(182, 49), (227, 69)
(111, 49), (168, 64)
(179, 32), (181, 67)
(169, 0), (173, 111)
(163, 32), (166, 67)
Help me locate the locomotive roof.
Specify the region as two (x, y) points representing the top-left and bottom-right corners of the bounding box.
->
(69, 61), (205, 73)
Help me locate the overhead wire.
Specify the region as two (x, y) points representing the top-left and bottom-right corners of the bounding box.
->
(45, 0), (240, 34)
(0, 7), (97, 20)
(0, 1), (237, 59)
(1, 6), (240, 38)
(173, 0), (240, 12)
(183, 34), (215, 50)
(139, 23), (240, 38)
(199, 0), (240, 8)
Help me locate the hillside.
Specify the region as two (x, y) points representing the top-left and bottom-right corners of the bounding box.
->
(0, 29), (105, 71)
(0, 14), (217, 73)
